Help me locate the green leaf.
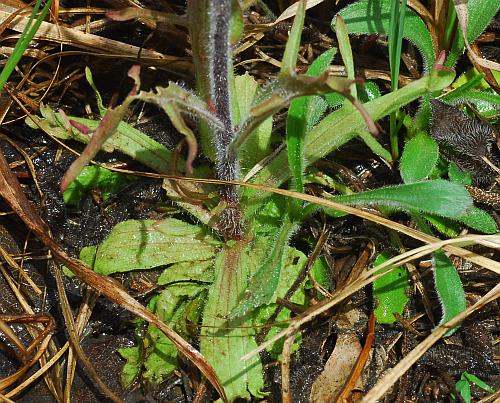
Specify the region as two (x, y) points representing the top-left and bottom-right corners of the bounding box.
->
(141, 289), (190, 384)
(448, 162), (472, 186)
(422, 214), (460, 237)
(447, 0), (500, 67)
(142, 325), (179, 384)
(456, 207), (498, 234)
(85, 67), (105, 115)
(229, 217), (297, 320)
(229, 0), (244, 44)
(455, 379), (471, 403)
(358, 81), (381, 103)
(251, 195), (288, 236)
(200, 242), (265, 401)
(27, 107), (174, 175)
(335, 0), (434, 71)
(357, 130), (392, 162)
(118, 346), (141, 388)
(308, 257), (330, 292)
(462, 372), (494, 393)
(453, 371), (494, 402)
(287, 48), (337, 196)
(252, 247), (307, 358)
(80, 219), (220, 275)
(330, 180), (473, 219)
(234, 73), (273, 171)
(248, 67), (455, 198)
(433, 250), (466, 336)
(400, 133), (439, 184)
(157, 260), (214, 286)
(280, 0), (306, 76)
(373, 250), (410, 324)
(63, 166), (134, 207)
(335, 15), (357, 98)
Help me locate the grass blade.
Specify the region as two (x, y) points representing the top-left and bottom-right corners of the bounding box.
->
(0, 0), (52, 92)
(286, 48), (336, 197)
(280, 0), (306, 76)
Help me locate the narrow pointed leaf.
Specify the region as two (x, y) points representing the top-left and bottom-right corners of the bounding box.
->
(331, 180), (472, 219)
(335, 15), (357, 98)
(357, 130), (392, 162)
(200, 242), (265, 401)
(287, 48), (336, 194)
(234, 73), (272, 170)
(433, 250), (466, 336)
(280, 0), (306, 75)
(335, 0), (434, 70)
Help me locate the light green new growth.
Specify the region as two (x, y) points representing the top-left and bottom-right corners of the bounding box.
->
(373, 251), (410, 324)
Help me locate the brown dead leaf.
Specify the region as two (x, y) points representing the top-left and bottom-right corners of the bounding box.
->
(310, 309), (364, 402)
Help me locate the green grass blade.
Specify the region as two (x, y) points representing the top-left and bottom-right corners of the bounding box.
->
(280, 0), (306, 76)
(0, 0), (52, 92)
(335, 16), (356, 99)
(334, 0), (434, 70)
(286, 48), (336, 196)
(388, 0), (407, 160)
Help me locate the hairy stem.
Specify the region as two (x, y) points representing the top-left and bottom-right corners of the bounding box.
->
(189, 0), (243, 238)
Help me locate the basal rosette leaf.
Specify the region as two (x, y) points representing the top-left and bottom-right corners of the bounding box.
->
(80, 219), (220, 275)
(330, 180), (472, 219)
